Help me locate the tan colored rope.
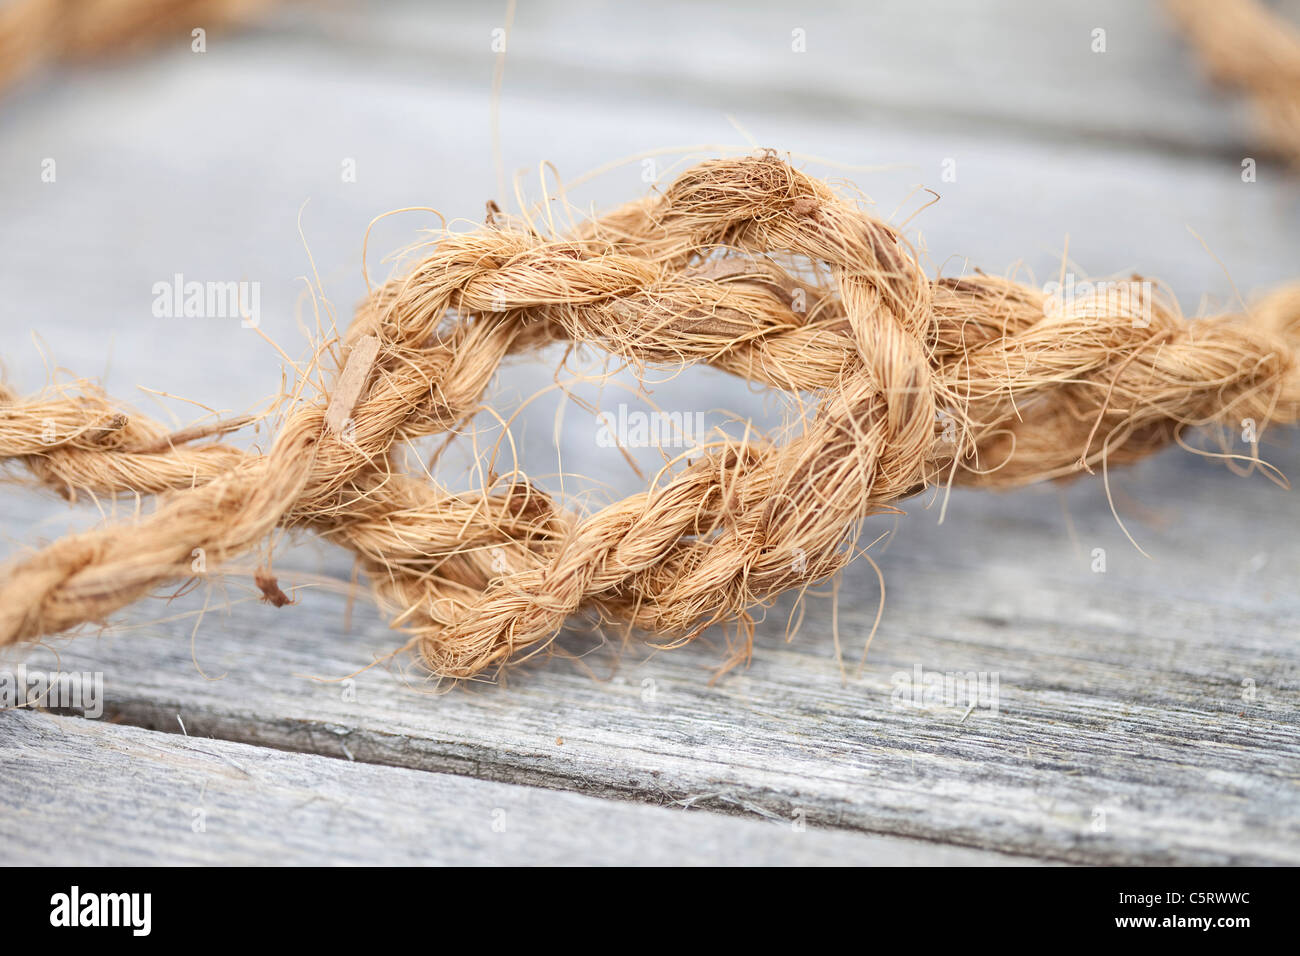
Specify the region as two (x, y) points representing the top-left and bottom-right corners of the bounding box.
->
(0, 0), (275, 94)
(1168, 0), (1300, 165)
(2, 155), (1298, 679)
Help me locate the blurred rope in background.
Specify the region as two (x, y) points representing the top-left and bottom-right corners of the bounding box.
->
(1168, 0), (1300, 166)
(0, 0), (280, 94)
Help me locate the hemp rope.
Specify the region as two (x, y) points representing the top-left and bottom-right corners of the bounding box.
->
(2, 154), (1299, 679)
(0, 0), (274, 94)
(1167, 0), (1300, 167)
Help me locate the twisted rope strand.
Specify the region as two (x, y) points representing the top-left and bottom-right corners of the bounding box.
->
(2, 156), (1298, 679)
(1168, 0), (1300, 167)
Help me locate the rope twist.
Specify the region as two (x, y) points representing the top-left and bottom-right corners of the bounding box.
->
(3, 155), (1298, 678)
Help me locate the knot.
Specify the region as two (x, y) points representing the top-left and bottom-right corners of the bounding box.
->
(415, 157), (943, 677)
(1, 153), (1298, 682)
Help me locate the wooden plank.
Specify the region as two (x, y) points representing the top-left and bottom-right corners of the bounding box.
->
(0, 0), (1298, 866)
(268, 0), (1300, 159)
(0, 709), (1029, 865)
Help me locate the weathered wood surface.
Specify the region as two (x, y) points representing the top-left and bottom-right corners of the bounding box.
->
(1, 0), (1298, 865)
(283, 0), (1294, 158)
(4, 709), (1027, 864)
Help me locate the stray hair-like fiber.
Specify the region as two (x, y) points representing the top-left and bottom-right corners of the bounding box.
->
(1, 153), (1298, 682)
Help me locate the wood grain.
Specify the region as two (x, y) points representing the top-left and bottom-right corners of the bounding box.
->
(0, 0), (1297, 865)
(1, 708), (1029, 865)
